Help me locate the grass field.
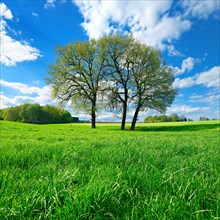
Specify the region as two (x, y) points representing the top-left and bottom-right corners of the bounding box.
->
(0, 120), (219, 219)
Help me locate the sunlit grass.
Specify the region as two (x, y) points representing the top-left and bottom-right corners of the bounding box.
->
(0, 120), (219, 219)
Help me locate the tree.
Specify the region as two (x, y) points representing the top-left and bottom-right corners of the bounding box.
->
(47, 39), (107, 128)
(179, 115), (187, 122)
(127, 42), (177, 130)
(0, 109), (4, 120)
(2, 104), (72, 124)
(144, 116), (154, 123)
(42, 105), (72, 123)
(103, 34), (135, 130)
(171, 113), (179, 122)
(199, 117), (209, 121)
(3, 106), (21, 121)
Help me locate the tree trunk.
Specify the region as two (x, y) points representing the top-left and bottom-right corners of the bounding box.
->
(121, 88), (128, 130)
(121, 102), (127, 130)
(130, 105), (140, 130)
(91, 103), (96, 129)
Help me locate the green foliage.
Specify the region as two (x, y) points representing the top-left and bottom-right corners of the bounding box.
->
(19, 103), (42, 123)
(200, 117), (209, 121)
(2, 106), (22, 121)
(47, 38), (107, 128)
(144, 114), (187, 123)
(1, 104), (72, 124)
(0, 121), (219, 219)
(47, 34), (177, 130)
(0, 109), (5, 120)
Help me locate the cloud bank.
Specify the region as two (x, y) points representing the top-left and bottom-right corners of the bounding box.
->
(73, 0), (191, 50)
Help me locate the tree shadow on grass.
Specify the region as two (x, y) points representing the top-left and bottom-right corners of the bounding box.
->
(135, 123), (220, 132)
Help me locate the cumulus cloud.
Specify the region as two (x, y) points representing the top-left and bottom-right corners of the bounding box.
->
(167, 45), (184, 57)
(174, 66), (220, 89)
(0, 3), (41, 66)
(181, 0), (220, 19)
(73, 0), (191, 50)
(1, 33), (41, 66)
(1, 79), (45, 94)
(195, 66), (220, 88)
(167, 104), (209, 114)
(174, 57), (198, 75)
(0, 2), (13, 19)
(173, 77), (195, 89)
(190, 93), (220, 104)
(0, 80), (53, 108)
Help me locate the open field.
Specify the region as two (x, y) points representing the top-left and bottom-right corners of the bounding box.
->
(0, 121), (219, 219)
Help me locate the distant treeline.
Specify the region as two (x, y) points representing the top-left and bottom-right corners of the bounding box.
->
(144, 114), (190, 123)
(0, 104), (72, 124)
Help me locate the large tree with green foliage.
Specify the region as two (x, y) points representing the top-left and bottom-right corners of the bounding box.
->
(102, 34), (135, 130)
(102, 34), (176, 130)
(128, 42), (177, 130)
(47, 39), (107, 128)
(47, 34), (176, 130)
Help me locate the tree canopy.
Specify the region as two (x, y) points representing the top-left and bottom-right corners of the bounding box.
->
(1, 104), (72, 124)
(47, 39), (107, 128)
(144, 114), (187, 123)
(47, 34), (177, 130)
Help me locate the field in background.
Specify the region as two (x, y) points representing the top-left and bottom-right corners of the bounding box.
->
(0, 121), (219, 219)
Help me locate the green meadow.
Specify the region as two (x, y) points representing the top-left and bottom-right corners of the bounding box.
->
(0, 120), (219, 219)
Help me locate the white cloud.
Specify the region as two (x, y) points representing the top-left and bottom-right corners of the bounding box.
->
(190, 93), (220, 104)
(167, 104), (209, 114)
(174, 66), (220, 89)
(181, 0), (220, 19)
(32, 12), (39, 17)
(173, 77), (195, 89)
(196, 66), (220, 88)
(73, 0), (191, 50)
(1, 31), (41, 66)
(44, 0), (56, 9)
(0, 81), (53, 109)
(0, 2), (13, 20)
(167, 45), (184, 57)
(0, 3), (41, 66)
(0, 79), (43, 94)
(174, 57), (198, 75)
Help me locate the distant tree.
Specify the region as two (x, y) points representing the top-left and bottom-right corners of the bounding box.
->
(19, 104), (42, 124)
(19, 104), (33, 122)
(0, 109), (4, 120)
(179, 115), (187, 122)
(144, 116), (154, 123)
(43, 105), (72, 123)
(2, 104), (72, 124)
(47, 39), (107, 128)
(171, 113), (179, 122)
(3, 106), (21, 121)
(144, 114), (188, 123)
(188, 118), (193, 121)
(199, 117), (209, 121)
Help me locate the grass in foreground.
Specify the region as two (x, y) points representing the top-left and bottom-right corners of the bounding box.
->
(0, 121), (219, 219)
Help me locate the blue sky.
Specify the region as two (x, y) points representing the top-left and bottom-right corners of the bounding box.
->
(1, 0), (219, 121)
